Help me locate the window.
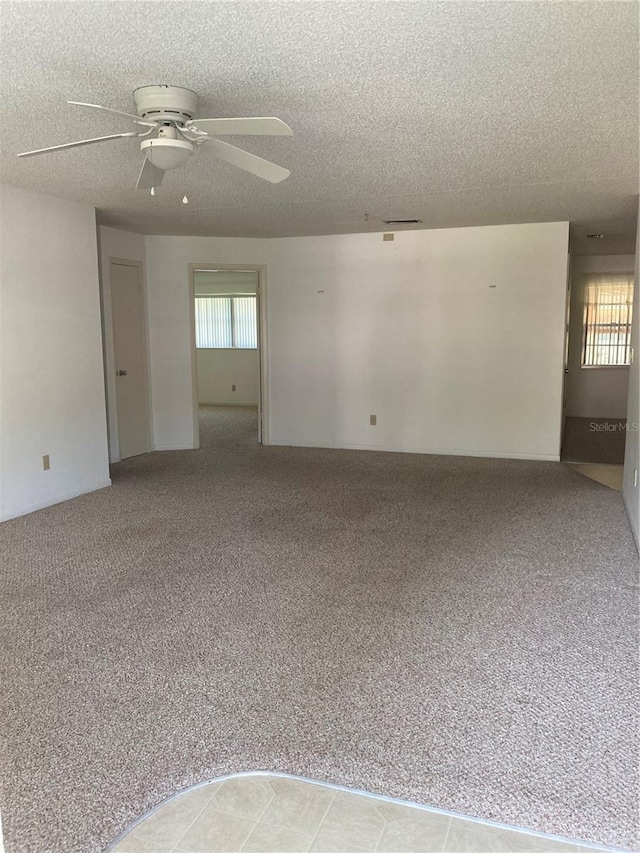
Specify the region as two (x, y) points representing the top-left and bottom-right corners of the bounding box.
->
(581, 273), (634, 367)
(195, 296), (257, 348)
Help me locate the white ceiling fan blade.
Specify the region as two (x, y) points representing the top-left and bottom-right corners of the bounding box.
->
(67, 100), (156, 127)
(189, 117), (292, 136)
(17, 131), (138, 158)
(136, 158), (165, 190)
(204, 138), (290, 183)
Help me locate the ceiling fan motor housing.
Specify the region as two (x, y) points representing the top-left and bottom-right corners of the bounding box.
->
(133, 85), (198, 124)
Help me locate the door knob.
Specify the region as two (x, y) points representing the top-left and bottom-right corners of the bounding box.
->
(117, 369), (128, 376)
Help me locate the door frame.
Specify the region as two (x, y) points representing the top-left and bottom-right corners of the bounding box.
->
(559, 252), (572, 456)
(108, 257), (153, 460)
(188, 263), (269, 447)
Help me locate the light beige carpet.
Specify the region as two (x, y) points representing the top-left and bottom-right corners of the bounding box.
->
(1, 407), (638, 852)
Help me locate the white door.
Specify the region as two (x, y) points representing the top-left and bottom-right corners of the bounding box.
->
(110, 260), (150, 459)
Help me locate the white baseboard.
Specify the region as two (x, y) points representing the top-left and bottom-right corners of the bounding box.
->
(268, 439), (560, 462)
(153, 444), (197, 451)
(199, 402), (258, 408)
(0, 479), (112, 523)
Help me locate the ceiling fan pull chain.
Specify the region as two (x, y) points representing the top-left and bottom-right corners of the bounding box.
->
(182, 164), (188, 204)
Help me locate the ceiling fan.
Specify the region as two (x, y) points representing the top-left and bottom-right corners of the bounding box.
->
(17, 85), (293, 188)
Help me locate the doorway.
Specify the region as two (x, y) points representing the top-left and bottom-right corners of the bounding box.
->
(561, 258), (635, 490)
(189, 265), (266, 448)
(110, 259), (151, 459)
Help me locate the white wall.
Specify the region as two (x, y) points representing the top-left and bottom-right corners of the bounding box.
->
(145, 222), (569, 460)
(623, 207), (639, 548)
(267, 224), (568, 458)
(98, 226), (148, 462)
(565, 255), (634, 418)
(0, 186), (110, 521)
(197, 349), (259, 405)
(194, 270), (258, 294)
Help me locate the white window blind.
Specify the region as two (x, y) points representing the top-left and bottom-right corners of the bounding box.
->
(195, 296), (257, 348)
(232, 297), (258, 348)
(582, 274), (634, 367)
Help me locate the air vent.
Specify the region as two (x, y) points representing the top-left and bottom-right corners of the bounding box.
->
(384, 218), (422, 225)
(586, 233), (605, 239)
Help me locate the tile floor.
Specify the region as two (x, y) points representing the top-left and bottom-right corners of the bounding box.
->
(565, 463), (624, 491)
(109, 774), (614, 853)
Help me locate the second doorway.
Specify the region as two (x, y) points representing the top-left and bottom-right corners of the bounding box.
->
(192, 267), (263, 447)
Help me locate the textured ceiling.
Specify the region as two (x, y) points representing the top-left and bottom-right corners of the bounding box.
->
(1, 1), (638, 252)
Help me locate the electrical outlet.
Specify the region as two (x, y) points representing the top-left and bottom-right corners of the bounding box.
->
(42, 454), (50, 471)
(231, 384), (236, 392)
(370, 414), (377, 426)
(383, 233), (394, 242)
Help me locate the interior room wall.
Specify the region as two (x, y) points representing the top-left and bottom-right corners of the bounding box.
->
(194, 270), (259, 406)
(194, 271), (258, 293)
(145, 222), (569, 460)
(197, 350), (259, 405)
(623, 206), (640, 548)
(267, 223), (569, 458)
(0, 186), (110, 521)
(565, 254), (635, 419)
(98, 226), (147, 462)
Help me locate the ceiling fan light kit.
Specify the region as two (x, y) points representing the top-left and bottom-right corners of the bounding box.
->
(17, 85), (293, 193)
(141, 137), (194, 171)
